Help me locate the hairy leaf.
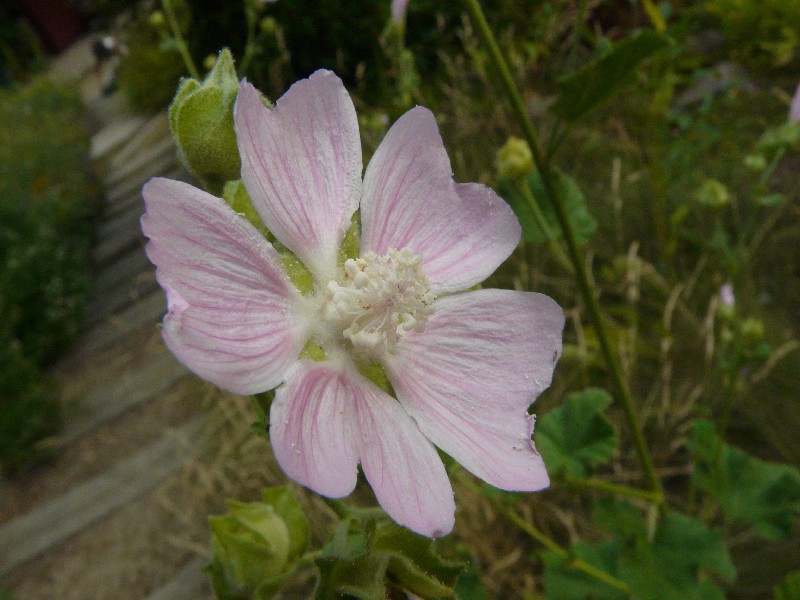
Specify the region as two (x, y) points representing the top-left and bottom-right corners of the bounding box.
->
(315, 520), (463, 599)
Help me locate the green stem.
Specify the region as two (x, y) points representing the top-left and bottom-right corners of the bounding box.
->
(452, 468), (630, 594)
(239, 6), (258, 76)
(505, 508), (630, 594)
(564, 475), (664, 505)
(162, 0), (199, 79)
(462, 0), (664, 503)
(517, 180), (574, 273)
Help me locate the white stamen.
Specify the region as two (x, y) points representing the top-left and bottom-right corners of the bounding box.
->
(323, 247), (434, 356)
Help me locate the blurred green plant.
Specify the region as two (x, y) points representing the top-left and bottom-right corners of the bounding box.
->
(704, 0), (800, 67)
(0, 79), (99, 475)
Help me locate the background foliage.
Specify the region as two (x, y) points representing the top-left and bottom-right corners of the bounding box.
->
(0, 80), (99, 475)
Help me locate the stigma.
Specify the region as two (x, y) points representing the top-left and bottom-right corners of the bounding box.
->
(323, 247), (434, 357)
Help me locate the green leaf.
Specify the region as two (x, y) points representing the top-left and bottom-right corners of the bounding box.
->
(542, 541), (627, 600)
(618, 512), (736, 600)
(260, 487), (310, 561)
(536, 388), (617, 478)
(550, 30), (671, 122)
(498, 167), (597, 246)
(691, 419), (800, 541)
(556, 502), (734, 600)
(774, 570), (800, 600)
(315, 520), (464, 600)
(454, 562), (488, 600)
(592, 499), (648, 541)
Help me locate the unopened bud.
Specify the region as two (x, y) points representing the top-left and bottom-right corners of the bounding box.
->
(260, 16), (277, 35)
(169, 48), (245, 194)
(496, 137), (534, 180)
(149, 10), (166, 28)
(695, 178), (730, 208)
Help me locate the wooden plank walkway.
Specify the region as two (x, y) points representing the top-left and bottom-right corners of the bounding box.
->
(0, 418), (203, 576)
(0, 38), (214, 600)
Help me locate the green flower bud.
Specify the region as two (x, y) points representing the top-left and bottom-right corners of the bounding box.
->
(739, 317), (765, 346)
(695, 178), (730, 208)
(743, 154), (767, 171)
(260, 17), (277, 36)
(210, 501), (290, 593)
(496, 137), (534, 180)
(202, 53), (217, 71)
(205, 487), (309, 600)
(149, 10), (166, 28)
(169, 48), (246, 195)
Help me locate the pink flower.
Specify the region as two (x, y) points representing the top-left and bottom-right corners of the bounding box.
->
(720, 283), (735, 308)
(392, 0), (410, 22)
(791, 83), (800, 122)
(141, 70), (563, 537)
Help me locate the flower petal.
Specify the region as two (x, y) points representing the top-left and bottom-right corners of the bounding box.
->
(383, 289), (564, 491)
(269, 360), (360, 498)
(141, 177), (308, 395)
(354, 374), (455, 538)
(360, 107), (521, 293)
(234, 72), (362, 278)
(270, 359), (455, 537)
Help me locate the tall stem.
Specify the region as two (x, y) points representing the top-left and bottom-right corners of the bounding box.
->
(504, 508), (630, 594)
(462, 0), (664, 501)
(162, 0), (199, 79)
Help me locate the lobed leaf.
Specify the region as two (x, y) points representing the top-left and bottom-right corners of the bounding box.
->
(691, 419), (800, 541)
(536, 388), (617, 478)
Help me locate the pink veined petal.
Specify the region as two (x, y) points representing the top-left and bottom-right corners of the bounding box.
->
(270, 360), (455, 537)
(141, 177), (308, 395)
(269, 360), (360, 498)
(360, 107), (521, 294)
(383, 289), (564, 491)
(353, 371), (455, 538)
(234, 72), (362, 279)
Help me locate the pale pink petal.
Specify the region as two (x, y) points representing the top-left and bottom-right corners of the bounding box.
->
(391, 0), (410, 21)
(353, 373), (455, 538)
(269, 360), (359, 497)
(383, 289), (564, 491)
(270, 361), (454, 537)
(791, 82), (800, 122)
(360, 107), (520, 294)
(141, 177), (308, 395)
(234, 72), (362, 278)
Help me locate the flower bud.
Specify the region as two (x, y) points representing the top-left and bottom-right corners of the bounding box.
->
(743, 154), (766, 171)
(149, 10), (166, 28)
(695, 178), (730, 208)
(205, 487), (309, 599)
(739, 317), (765, 346)
(168, 48), (244, 195)
(496, 137), (534, 180)
(260, 16), (277, 36)
(209, 501), (289, 596)
(202, 54), (217, 71)
(718, 284), (735, 321)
